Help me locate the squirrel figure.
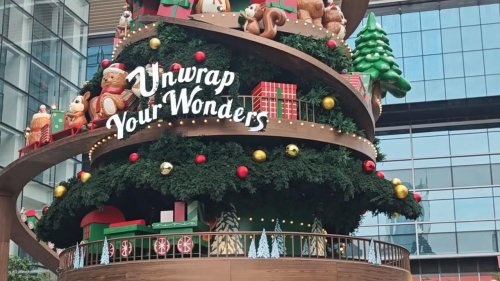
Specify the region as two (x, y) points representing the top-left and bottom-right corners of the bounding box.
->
(242, 4), (287, 39)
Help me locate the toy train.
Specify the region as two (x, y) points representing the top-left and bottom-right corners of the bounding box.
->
(80, 201), (210, 257)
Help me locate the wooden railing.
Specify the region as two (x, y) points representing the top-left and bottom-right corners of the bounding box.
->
(58, 232), (410, 273)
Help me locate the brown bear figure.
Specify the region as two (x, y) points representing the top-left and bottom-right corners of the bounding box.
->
(297, 0), (324, 26)
(88, 63), (138, 120)
(322, 1), (347, 39)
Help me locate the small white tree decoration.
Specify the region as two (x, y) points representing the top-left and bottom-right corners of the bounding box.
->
(274, 218), (285, 255)
(367, 239), (376, 264)
(73, 243), (80, 269)
(100, 237), (110, 265)
(256, 229), (270, 258)
(248, 237), (257, 259)
(270, 238), (280, 259)
(375, 242), (382, 265)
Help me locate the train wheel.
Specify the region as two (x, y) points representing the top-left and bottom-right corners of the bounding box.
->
(120, 240), (132, 257)
(108, 242), (115, 257)
(154, 237), (170, 255)
(176, 236), (193, 254)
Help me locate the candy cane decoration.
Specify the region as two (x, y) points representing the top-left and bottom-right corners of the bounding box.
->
(120, 240), (133, 257)
(154, 237), (170, 255)
(177, 236), (194, 254)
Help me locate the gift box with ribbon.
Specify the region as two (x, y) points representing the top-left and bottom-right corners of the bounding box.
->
(252, 82), (297, 120)
(157, 0), (194, 19)
(265, 0), (297, 19)
(341, 72), (369, 99)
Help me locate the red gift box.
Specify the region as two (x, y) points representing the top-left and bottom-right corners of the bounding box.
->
(252, 82), (297, 120)
(157, 0), (194, 19)
(341, 73), (366, 98)
(251, 0), (297, 19)
(130, 0), (160, 19)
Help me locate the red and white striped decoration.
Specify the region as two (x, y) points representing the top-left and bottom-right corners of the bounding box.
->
(251, 82), (297, 120)
(341, 73), (366, 97)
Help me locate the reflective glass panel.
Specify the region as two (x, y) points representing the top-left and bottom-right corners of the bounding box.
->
(420, 10), (440, 30)
(0, 82), (27, 130)
(465, 76), (487, 98)
(461, 26), (483, 51)
(425, 80), (445, 101)
(404, 56), (424, 81)
(420, 200), (455, 222)
(28, 62), (59, 105)
(422, 30), (442, 55)
(386, 34), (402, 57)
(0, 41), (30, 91)
(440, 8), (460, 28)
(4, 4), (33, 52)
(450, 132), (488, 155)
(64, 0), (89, 22)
(486, 75), (500, 95)
(454, 187), (492, 199)
(418, 233), (457, 255)
(413, 135), (450, 158)
(480, 4), (500, 24)
(401, 12), (420, 32)
(443, 53), (464, 78)
(62, 9), (87, 54)
(32, 21), (61, 72)
(441, 28), (462, 53)
(484, 49), (500, 75)
(402, 32), (422, 57)
(0, 126), (24, 166)
(33, 0), (61, 34)
(414, 167), (452, 189)
(456, 221), (495, 231)
(463, 51), (484, 76)
(454, 198), (494, 220)
(381, 14), (401, 34)
(379, 136), (411, 160)
(482, 24), (500, 49)
(445, 78), (466, 99)
(459, 6), (480, 26)
(423, 55), (444, 79)
(457, 231), (497, 253)
(452, 164), (491, 187)
(405, 81), (425, 102)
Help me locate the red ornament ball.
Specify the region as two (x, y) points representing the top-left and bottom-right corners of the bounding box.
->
(362, 160), (376, 173)
(101, 59), (111, 69)
(413, 192), (422, 203)
(326, 39), (337, 49)
(194, 154), (207, 164)
(376, 171), (385, 179)
(194, 51), (206, 63)
(77, 170), (84, 179)
(170, 63), (182, 73)
(236, 165), (249, 179)
(129, 153), (140, 163)
(42, 206), (49, 215)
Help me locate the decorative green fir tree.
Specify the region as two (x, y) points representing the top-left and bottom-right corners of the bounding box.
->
(352, 12), (411, 98)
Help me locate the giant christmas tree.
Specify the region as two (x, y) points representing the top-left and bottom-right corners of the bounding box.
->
(35, 21), (421, 248)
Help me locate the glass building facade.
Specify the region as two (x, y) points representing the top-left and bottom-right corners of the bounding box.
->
(350, 1), (500, 280)
(0, 0), (88, 257)
(348, 3), (500, 105)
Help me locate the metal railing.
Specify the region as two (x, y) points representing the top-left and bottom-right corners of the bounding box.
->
(59, 232), (410, 272)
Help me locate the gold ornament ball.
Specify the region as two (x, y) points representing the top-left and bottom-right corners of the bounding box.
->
(391, 178), (402, 186)
(394, 184), (409, 199)
(160, 162), (174, 175)
(80, 172), (92, 183)
(252, 150), (267, 163)
(149, 38), (161, 49)
(322, 96), (335, 110)
(286, 144), (300, 158)
(392, 212), (400, 218)
(54, 185), (67, 198)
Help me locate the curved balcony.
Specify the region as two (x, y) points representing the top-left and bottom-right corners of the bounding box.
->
(58, 232), (411, 281)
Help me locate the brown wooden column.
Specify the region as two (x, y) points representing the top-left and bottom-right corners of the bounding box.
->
(0, 191), (14, 281)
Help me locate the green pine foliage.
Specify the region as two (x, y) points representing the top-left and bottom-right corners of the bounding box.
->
(37, 132), (421, 247)
(352, 12), (411, 98)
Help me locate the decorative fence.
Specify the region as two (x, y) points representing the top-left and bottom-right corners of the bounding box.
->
(59, 232), (410, 273)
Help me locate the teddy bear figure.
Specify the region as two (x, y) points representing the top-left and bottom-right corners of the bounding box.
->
(88, 63), (138, 120)
(297, 0), (324, 26)
(64, 92), (90, 130)
(322, 1), (347, 39)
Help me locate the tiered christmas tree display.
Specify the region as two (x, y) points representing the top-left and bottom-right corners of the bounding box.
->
(35, 18), (421, 250)
(352, 12), (411, 98)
